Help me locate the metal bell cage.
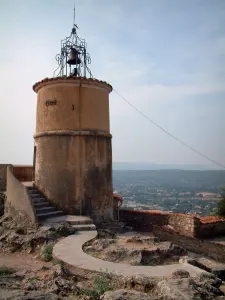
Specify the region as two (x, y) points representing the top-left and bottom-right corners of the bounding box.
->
(53, 19), (93, 78)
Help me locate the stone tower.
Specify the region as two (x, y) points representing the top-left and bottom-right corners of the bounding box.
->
(32, 13), (113, 223)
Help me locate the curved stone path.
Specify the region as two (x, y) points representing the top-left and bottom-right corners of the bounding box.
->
(53, 231), (206, 277)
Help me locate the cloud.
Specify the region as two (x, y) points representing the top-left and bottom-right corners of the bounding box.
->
(0, 0), (225, 165)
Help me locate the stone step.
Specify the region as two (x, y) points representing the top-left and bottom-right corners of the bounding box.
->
(32, 198), (46, 203)
(36, 206), (56, 214)
(33, 201), (50, 208)
(30, 193), (43, 198)
(37, 211), (64, 221)
(28, 189), (39, 194)
(67, 219), (93, 225)
(27, 186), (35, 191)
(71, 224), (96, 231)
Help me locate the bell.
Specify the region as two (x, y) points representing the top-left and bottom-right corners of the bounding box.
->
(67, 48), (81, 65)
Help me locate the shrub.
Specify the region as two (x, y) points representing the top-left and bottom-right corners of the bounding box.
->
(217, 189), (225, 217)
(0, 266), (15, 276)
(82, 272), (115, 299)
(41, 244), (53, 262)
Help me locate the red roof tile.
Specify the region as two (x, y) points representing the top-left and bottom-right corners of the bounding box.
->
(199, 216), (225, 224)
(113, 193), (123, 201)
(122, 209), (166, 215)
(33, 76), (112, 93)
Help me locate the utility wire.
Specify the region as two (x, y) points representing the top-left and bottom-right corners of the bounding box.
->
(113, 88), (225, 170)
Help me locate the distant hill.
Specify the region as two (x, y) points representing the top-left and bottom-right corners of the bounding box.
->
(112, 169), (225, 193)
(113, 162), (220, 171)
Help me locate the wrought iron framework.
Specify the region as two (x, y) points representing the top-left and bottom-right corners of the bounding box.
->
(53, 8), (92, 78)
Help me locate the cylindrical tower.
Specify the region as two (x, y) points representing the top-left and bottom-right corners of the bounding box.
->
(33, 77), (113, 222)
(32, 10), (114, 223)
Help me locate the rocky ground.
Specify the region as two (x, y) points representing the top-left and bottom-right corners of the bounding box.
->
(0, 257), (225, 300)
(84, 232), (189, 266)
(0, 212), (225, 300)
(0, 192), (5, 217)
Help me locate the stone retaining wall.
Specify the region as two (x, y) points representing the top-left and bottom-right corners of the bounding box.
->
(119, 210), (168, 231)
(196, 221), (225, 238)
(153, 225), (225, 263)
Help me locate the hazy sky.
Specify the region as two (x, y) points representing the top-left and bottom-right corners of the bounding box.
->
(0, 0), (225, 168)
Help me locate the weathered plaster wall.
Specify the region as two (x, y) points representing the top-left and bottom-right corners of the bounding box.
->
(33, 77), (113, 223)
(153, 225), (225, 263)
(6, 166), (37, 225)
(34, 78), (111, 133)
(35, 134), (113, 221)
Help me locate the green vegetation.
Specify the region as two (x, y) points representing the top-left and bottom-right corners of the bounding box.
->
(52, 259), (65, 266)
(82, 272), (115, 299)
(216, 188), (225, 217)
(199, 272), (215, 281)
(41, 244), (53, 262)
(0, 266), (15, 276)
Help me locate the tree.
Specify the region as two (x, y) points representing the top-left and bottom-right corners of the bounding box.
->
(216, 188), (225, 217)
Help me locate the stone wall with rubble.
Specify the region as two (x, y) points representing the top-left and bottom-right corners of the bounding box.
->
(120, 209), (225, 238)
(168, 213), (200, 237)
(119, 210), (169, 231)
(153, 225), (225, 263)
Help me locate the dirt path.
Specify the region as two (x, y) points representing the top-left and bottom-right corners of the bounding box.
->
(0, 251), (51, 272)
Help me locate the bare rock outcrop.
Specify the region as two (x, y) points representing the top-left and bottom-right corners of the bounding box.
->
(156, 276), (224, 300)
(96, 241), (187, 266)
(0, 214), (76, 253)
(100, 289), (159, 300)
(97, 229), (117, 239)
(125, 234), (159, 244)
(171, 269), (190, 279)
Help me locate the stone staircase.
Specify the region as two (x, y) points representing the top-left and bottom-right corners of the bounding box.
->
(27, 186), (96, 231)
(27, 186), (64, 221)
(62, 217), (96, 231)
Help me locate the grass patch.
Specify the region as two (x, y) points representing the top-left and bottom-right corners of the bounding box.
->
(0, 266), (16, 276)
(52, 259), (65, 266)
(28, 276), (40, 282)
(81, 272), (115, 299)
(42, 244), (53, 262)
(199, 272), (215, 281)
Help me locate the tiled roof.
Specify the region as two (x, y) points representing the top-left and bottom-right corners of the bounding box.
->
(113, 193), (123, 201)
(199, 216), (225, 224)
(122, 209), (166, 215)
(168, 212), (195, 219)
(33, 76), (113, 92)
